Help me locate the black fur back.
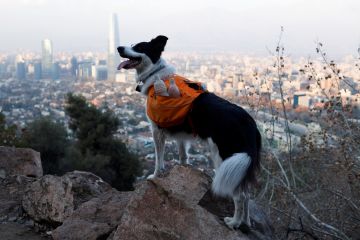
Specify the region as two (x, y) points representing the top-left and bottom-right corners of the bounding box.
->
(161, 92), (261, 187)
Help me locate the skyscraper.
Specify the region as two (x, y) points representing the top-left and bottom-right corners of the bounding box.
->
(78, 61), (93, 81)
(0, 63), (6, 78)
(16, 62), (26, 80)
(107, 13), (120, 80)
(51, 62), (60, 80)
(42, 39), (53, 76)
(34, 62), (42, 80)
(70, 57), (78, 77)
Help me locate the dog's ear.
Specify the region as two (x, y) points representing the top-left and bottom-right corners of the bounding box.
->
(150, 35), (168, 52)
(147, 35), (168, 63)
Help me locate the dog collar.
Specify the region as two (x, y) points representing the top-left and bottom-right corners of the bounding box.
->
(136, 65), (166, 92)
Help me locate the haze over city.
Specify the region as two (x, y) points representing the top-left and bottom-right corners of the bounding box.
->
(0, 1), (360, 239)
(1, 0), (359, 57)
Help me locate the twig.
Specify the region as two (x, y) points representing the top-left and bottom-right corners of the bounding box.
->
(316, 42), (358, 93)
(274, 27), (296, 187)
(323, 188), (360, 212)
(262, 159), (351, 240)
(289, 191), (351, 240)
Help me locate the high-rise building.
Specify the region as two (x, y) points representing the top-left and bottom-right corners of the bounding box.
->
(42, 39), (53, 76)
(34, 62), (42, 80)
(16, 62), (26, 80)
(0, 62), (7, 78)
(70, 57), (78, 77)
(78, 61), (93, 80)
(51, 62), (60, 80)
(107, 13), (120, 80)
(94, 66), (108, 80)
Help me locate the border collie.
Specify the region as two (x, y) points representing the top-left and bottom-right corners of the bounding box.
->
(117, 35), (261, 230)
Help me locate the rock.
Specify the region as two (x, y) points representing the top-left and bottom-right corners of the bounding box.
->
(0, 175), (36, 222)
(22, 171), (114, 225)
(63, 171), (113, 208)
(0, 168), (6, 178)
(248, 200), (274, 240)
(8, 160), (270, 239)
(111, 165), (248, 240)
(0, 222), (49, 240)
(52, 191), (132, 240)
(0, 146), (43, 178)
(150, 165), (212, 206)
(22, 175), (74, 224)
(53, 219), (111, 240)
(199, 191), (274, 239)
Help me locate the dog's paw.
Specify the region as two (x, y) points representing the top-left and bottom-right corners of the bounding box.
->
(224, 217), (241, 230)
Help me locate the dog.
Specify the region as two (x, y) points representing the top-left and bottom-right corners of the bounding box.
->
(117, 35), (261, 230)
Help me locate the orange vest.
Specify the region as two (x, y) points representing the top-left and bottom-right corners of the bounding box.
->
(146, 75), (205, 128)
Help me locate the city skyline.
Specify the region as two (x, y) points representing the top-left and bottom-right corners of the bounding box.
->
(0, 0), (359, 58)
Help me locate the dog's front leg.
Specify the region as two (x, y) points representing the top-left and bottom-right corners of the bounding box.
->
(178, 140), (188, 165)
(147, 127), (166, 180)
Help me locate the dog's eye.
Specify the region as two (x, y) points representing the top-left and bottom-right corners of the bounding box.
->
(132, 43), (146, 52)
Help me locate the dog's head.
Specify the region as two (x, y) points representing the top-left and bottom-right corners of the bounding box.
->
(117, 35), (168, 74)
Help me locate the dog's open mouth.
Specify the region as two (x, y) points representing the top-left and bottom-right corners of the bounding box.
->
(117, 57), (141, 70)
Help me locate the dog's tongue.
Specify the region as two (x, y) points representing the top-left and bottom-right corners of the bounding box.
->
(117, 60), (132, 70)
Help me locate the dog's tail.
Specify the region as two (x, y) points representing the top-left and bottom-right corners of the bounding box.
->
(212, 130), (261, 197)
(211, 153), (251, 197)
(242, 129), (261, 188)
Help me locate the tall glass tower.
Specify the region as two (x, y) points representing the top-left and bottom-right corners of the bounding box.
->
(42, 39), (53, 76)
(107, 13), (120, 80)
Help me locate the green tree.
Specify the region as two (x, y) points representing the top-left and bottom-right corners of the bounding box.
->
(64, 93), (141, 190)
(21, 117), (69, 174)
(0, 112), (20, 147)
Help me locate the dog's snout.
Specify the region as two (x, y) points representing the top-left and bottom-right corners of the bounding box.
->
(117, 46), (125, 54)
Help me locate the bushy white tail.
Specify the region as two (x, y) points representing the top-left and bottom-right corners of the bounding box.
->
(212, 153), (251, 197)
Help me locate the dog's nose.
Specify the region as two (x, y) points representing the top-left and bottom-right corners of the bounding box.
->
(117, 46), (124, 54)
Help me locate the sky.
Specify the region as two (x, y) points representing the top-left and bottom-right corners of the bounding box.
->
(0, 0), (359, 58)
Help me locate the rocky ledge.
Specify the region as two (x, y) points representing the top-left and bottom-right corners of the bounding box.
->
(0, 146), (273, 240)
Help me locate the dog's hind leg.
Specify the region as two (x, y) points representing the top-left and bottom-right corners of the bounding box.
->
(178, 140), (190, 165)
(148, 128), (166, 179)
(239, 190), (251, 232)
(224, 190), (251, 232)
(212, 152), (251, 230)
(224, 191), (242, 229)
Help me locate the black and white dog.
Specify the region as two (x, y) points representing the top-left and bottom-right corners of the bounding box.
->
(117, 35), (261, 230)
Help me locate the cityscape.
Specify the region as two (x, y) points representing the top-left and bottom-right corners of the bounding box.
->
(1, 13), (360, 158)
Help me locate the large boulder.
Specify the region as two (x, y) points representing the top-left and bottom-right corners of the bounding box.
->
(18, 165), (271, 240)
(63, 171), (114, 208)
(199, 191), (274, 240)
(52, 191), (132, 240)
(0, 146), (43, 178)
(111, 165), (248, 240)
(22, 175), (74, 224)
(0, 222), (48, 240)
(0, 175), (36, 222)
(22, 171), (113, 224)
